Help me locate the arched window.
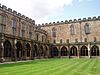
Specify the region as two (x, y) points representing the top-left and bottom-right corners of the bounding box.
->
(84, 23), (90, 34)
(20, 22), (25, 37)
(0, 15), (6, 33)
(70, 24), (75, 35)
(12, 19), (16, 35)
(26, 43), (31, 57)
(29, 25), (32, 38)
(52, 27), (56, 37)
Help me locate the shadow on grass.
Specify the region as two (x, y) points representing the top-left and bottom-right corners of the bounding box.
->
(0, 61), (36, 68)
(0, 58), (57, 68)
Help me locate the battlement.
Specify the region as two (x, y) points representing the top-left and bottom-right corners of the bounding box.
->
(39, 16), (100, 27)
(0, 4), (35, 25)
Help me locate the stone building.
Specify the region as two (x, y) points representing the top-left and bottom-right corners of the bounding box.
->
(0, 4), (49, 62)
(40, 16), (100, 58)
(0, 4), (100, 62)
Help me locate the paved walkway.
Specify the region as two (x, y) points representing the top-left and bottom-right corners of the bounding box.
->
(0, 59), (48, 64)
(0, 60), (33, 64)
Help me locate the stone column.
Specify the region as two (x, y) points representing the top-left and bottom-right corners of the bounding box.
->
(46, 45), (49, 58)
(31, 42), (34, 60)
(12, 39), (17, 61)
(23, 43), (26, 60)
(78, 45), (80, 58)
(68, 45), (70, 58)
(0, 41), (4, 62)
(88, 43), (91, 58)
(58, 46), (61, 58)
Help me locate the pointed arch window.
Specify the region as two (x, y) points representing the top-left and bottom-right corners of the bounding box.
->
(84, 23), (90, 34)
(52, 27), (56, 37)
(12, 19), (17, 35)
(29, 25), (32, 38)
(20, 22), (25, 37)
(70, 24), (75, 35)
(0, 15), (6, 33)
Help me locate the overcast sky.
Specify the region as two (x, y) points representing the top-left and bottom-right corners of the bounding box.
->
(0, 0), (100, 24)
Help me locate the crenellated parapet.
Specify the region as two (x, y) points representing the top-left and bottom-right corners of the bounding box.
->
(39, 16), (100, 27)
(0, 4), (35, 25)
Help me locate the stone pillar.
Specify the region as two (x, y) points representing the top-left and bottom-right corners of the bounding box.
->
(0, 34), (5, 62)
(46, 45), (49, 58)
(58, 46), (61, 58)
(78, 45), (80, 58)
(23, 43), (27, 60)
(47, 45), (50, 58)
(68, 45), (70, 58)
(88, 43), (91, 58)
(12, 39), (17, 61)
(31, 43), (34, 60)
(0, 41), (4, 62)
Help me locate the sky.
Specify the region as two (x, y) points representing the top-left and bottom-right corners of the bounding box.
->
(0, 0), (100, 24)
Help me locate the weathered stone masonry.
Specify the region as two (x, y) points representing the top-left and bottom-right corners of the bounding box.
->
(0, 4), (100, 62)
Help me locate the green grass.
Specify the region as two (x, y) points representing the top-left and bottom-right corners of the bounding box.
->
(0, 58), (100, 75)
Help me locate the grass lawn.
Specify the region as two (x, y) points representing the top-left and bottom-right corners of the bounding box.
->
(0, 58), (100, 75)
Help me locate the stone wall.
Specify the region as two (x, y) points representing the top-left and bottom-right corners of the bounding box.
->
(41, 17), (100, 43)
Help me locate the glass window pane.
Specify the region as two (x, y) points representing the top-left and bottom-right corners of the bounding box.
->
(85, 23), (90, 34)
(70, 25), (75, 35)
(2, 16), (6, 24)
(12, 19), (16, 28)
(0, 24), (2, 32)
(0, 15), (2, 24)
(52, 27), (56, 37)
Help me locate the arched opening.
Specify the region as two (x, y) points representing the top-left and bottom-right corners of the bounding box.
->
(40, 45), (44, 56)
(44, 45), (48, 57)
(16, 41), (23, 59)
(51, 46), (58, 57)
(70, 46), (77, 56)
(91, 45), (99, 56)
(34, 44), (38, 57)
(80, 46), (88, 56)
(26, 43), (31, 57)
(4, 40), (12, 57)
(61, 46), (67, 56)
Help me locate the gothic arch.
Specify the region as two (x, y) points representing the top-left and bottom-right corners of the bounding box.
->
(80, 46), (88, 56)
(4, 40), (12, 57)
(61, 46), (67, 56)
(44, 45), (49, 57)
(91, 45), (99, 56)
(70, 46), (77, 56)
(26, 43), (31, 57)
(51, 46), (58, 57)
(40, 45), (44, 56)
(16, 41), (23, 59)
(34, 44), (38, 57)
